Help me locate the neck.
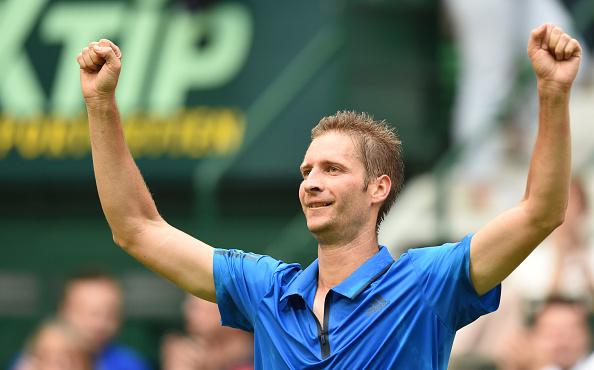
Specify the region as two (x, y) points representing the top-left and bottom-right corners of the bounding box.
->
(316, 230), (379, 291)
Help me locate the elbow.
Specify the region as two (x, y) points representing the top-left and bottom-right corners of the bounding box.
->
(110, 217), (165, 251)
(547, 201), (568, 231)
(111, 226), (142, 250)
(549, 212), (566, 231)
(521, 196), (567, 235)
(112, 233), (132, 250)
(532, 210), (566, 236)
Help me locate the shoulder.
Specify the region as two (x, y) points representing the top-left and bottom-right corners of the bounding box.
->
(213, 248), (304, 331)
(405, 234), (473, 265)
(99, 342), (151, 370)
(214, 249), (301, 279)
(576, 351), (594, 369)
(396, 234), (477, 294)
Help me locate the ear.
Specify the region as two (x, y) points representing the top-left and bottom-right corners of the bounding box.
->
(370, 175), (391, 204)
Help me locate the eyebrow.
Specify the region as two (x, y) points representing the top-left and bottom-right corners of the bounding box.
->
(299, 160), (347, 172)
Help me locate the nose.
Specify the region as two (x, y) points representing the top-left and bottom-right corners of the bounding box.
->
(303, 169), (324, 194)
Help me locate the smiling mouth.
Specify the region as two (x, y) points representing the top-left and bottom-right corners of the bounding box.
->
(309, 202), (331, 208)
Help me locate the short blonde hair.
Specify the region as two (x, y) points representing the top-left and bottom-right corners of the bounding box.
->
(312, 110), (404, 230)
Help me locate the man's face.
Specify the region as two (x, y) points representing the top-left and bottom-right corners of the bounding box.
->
(299, 132), (377, 243)
(60, 279), (122, 352)
(532, 304), (591, 369)
(184, 294), (222, 338)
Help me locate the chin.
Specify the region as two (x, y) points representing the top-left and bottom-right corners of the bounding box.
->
(307, 220), (337, 240)
(306, 222), (325, 236)
(306, 215), (328, 231)
(307, 223), (324, 235)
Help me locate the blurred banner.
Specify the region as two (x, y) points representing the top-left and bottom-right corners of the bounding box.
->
(0, 0), (445, 184)
(1, 0), (249, 157)
(0, 0), (343, 182)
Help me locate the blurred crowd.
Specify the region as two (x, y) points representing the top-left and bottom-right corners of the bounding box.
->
(9, 271), (151, 370)
(444, 0), (594, 369)
(449, 177), (594, 369)
(8, 272), (253, 370)
(159, 294), (253, 370)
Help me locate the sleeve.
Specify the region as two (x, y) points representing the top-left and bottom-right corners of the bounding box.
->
(212, 249), (285, 332)
(407, 234), (501, 332)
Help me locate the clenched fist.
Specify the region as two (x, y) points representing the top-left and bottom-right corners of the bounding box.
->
(77, 39), (122, 102)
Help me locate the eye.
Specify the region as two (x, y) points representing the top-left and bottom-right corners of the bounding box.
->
(329, 166), (340, 173)
(301, 169), (311, 178)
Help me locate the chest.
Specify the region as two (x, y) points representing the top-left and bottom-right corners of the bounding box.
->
(254, 278), (446, 368)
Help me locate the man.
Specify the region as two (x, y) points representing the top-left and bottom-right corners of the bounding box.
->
(160, 293), (254, 370)
(499, 297), (594, 370)
(77, 23), (582, 368)
(529, 297), (594, 370)
(57, 272), (151, 370)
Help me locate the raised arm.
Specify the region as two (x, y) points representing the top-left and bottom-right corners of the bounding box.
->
(468, 24), (582, 296)
(77, 40), (216, 302)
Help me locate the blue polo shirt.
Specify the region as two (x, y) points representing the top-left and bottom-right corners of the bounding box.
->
(213, 234), (500, 369)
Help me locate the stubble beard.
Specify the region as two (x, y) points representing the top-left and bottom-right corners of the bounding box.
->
(306, 212), (340, 245)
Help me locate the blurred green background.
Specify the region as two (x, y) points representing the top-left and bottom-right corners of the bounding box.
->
(0, 0), (452, 367)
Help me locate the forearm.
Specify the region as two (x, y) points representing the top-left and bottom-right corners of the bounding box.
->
(469, 86), (572, 295)
(87, 96), (162, 247)
(522, 83), (571, 229)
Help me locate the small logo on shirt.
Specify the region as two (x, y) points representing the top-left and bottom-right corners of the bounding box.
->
(366, 294), (390, 315)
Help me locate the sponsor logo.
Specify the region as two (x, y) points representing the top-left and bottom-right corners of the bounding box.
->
(0, 0), (252, 160)
(0, 0), (253, 117)
(365, 294), (390, 315)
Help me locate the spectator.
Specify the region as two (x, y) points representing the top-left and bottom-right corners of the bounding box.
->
(13, 318), (92, 370)
(161, 293), (254, 370)
(58, 271), (151, 370)
(502, 297), (594, 370)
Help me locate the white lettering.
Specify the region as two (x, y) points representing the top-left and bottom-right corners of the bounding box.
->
(116, 0), (169, 116)
(148, 2), (253, 115)
(40, 2), (126, 115)
(0, 1), (254, 118)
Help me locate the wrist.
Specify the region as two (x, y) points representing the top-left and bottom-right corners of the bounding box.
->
(85, 94), (117, 112)
(537, 80), (572, 98)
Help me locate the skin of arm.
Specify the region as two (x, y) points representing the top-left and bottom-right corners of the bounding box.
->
(77, 40), (216, 302)
(469, 23), (583, 296)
